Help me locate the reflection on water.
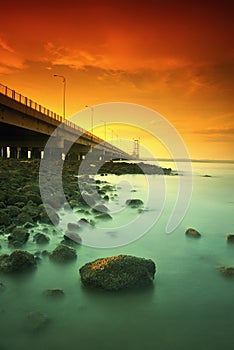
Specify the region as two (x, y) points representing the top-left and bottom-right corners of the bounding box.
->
(0, 161), (234, 350)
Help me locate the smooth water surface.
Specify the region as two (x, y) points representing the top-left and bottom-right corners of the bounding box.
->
(0, 161), (234, 350)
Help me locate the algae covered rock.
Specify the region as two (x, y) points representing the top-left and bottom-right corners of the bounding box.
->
(218, 266), (234, 277)
(79, 255), (156, 291)
(33, 232), (50, 245)
(8, 228), (30, 247)
(0, 250), (37, 273)
(49, 244), (77, 263)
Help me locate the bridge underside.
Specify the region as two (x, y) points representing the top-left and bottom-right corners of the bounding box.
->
(0, 123), (122, 161)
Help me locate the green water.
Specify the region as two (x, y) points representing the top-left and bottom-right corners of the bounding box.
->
(0, 162), (234, 350)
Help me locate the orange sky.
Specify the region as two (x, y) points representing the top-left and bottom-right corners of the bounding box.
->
(0, 0), (233, 160)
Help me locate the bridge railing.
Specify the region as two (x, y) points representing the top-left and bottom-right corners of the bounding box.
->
(0, 82), (129, 155)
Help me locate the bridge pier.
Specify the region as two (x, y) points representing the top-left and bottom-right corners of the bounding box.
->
(0, 146), (8, 158)
(9, 146), (18, 159)
(31, 147), (42, 159)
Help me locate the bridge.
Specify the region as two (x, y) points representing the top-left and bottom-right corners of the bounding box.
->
(0, 83), (131, 161)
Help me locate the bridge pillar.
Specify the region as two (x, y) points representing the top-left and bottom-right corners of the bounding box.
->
(0, 147), (8, 158)
(20, 147), (29, 159)
(10, 147), (18, 159)
(31, 147), (42, 159)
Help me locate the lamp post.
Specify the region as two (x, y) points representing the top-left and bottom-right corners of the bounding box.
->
(53, 74), (66, 119)
(100, 120), (107, 141)
(85, 105), (94, 137)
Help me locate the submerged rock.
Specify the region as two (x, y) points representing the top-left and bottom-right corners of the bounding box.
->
(185, 228), (201, 238)
(49, 244), (77, 263)
(92, 204), (109, 213)
(79, 255), (156, 291)
(67, 223), (80, 231)
(62, 232), (82, 246)
(0, 250), (37, 273)
(43, 289), (65, 298)
(0, 282), (6, 291)
(33, 232), (50, 245)
(126, 199), (144, 208)
(226, 234), (234, 242)
(24, 311), (50, 332)
(217, 266), (234, 277)
(95, 213), (112, 220)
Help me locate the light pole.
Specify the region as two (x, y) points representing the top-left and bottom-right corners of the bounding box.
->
(85, 105), (94, 137)
(100, 120), (107, 141)
(53, 74), (66, 119)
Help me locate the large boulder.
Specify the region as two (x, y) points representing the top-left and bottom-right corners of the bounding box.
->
(49, 244), (77, 263)
(79, 255), (156, 291)
(0, 250), (37, 273)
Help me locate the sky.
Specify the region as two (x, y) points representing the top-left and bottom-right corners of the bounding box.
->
(0, 0), (233, 160)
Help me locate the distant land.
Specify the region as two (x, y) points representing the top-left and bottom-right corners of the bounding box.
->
(141, 158), (234, 164)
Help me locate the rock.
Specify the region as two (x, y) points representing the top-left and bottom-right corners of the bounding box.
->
(41, 250), (49, 257)
(226, 234), (234, 242)
(43, 289), (65, 298)
(25, 193), (42, 205)
(45, 194), (64, 209)
(0, 250), (37, 273)
(78, 218), (90, 225)
(8, 228), (30, 247)
(49, 244), (77, 263)
(185, 228), (201, 238)
(7, 205), (21, 218)
(24, 311), (50, 332)
(0, 210), (11, 226)
(33, 233), (50, 245)
(62, 232), (82, 245)
(79, 255), (156, 291)
(81, 193), (96, 208)
(39, 204), (60, 225)
(95, 213), (112, 220)
(14, 212), (33, 226)
(92, 204), (109, 213)
(217, 266), (234, 277)
(126, 199), (144, 208)
(67, 223), (80, 231)
(7, 194), (27, 205)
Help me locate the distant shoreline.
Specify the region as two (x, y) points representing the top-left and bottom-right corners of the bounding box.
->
(141, 158), (234, 164)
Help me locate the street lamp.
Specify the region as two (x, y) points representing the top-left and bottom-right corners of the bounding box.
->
(53, 74), (66, 119)
(100, 120), (107, 141)
(85, 105), (94, 137)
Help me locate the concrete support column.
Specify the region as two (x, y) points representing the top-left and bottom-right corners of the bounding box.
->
(31, 147), (42, 159)
(66, 152), (79, 161)
(0, 147), (8, 158)
(10, 146), (17, 158)
(43, 147), (63, 161)
(21, 147), (29, 159)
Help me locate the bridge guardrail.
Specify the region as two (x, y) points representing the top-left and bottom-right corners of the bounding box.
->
(0, 83), (128, 155)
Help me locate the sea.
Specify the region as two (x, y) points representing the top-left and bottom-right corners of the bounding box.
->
(0, 160), (234, 350)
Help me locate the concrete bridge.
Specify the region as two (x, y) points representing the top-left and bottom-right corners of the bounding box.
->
(0, 83), (130, 160)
